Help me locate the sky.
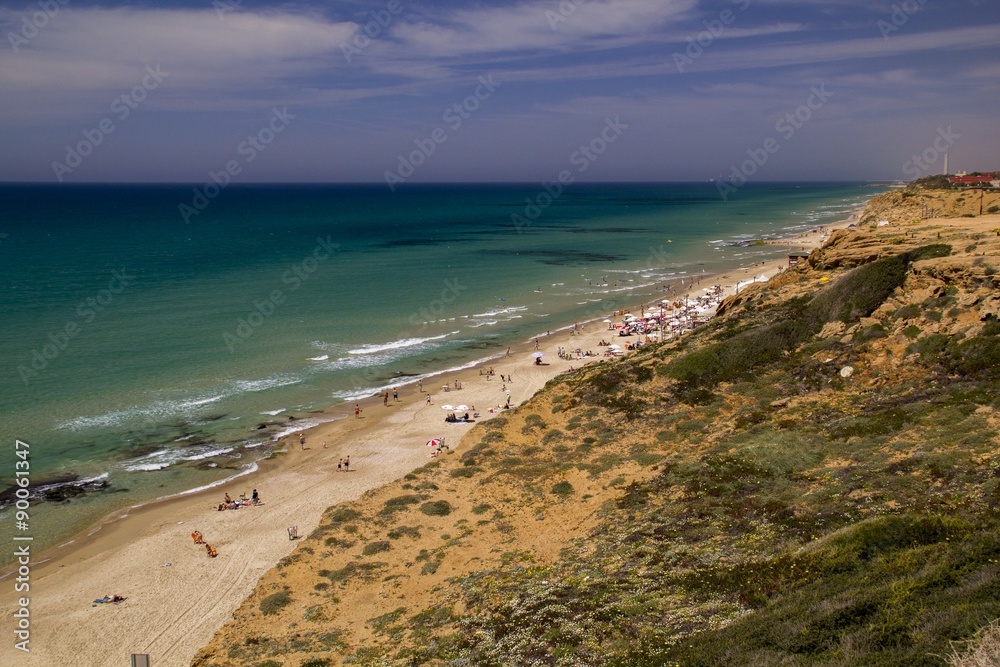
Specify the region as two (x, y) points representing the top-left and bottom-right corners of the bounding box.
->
(0, 0), (997, 184)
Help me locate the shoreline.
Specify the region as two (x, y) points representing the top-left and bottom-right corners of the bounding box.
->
(0, 212), (857, 666)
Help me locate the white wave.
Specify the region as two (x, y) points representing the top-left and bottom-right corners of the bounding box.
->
(471, 305), (529, 318)
(180, 395), (224, 408)
(347, 332), (458, 355)
(270, 416), (338, 441)
(232, 376), (301, 392)
(156, 462), (259, 500)
(183, 446), (235, 462)
(34, 471), (110, 492)
(260, 409), (285, 416)
(309, 355), (329, 361)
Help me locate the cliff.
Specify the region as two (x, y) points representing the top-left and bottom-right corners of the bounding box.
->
(194, 190), (1000, 667)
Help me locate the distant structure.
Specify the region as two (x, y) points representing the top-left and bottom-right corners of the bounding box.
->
(948, 171), (1000, 188)
(943, 152), (948, 176)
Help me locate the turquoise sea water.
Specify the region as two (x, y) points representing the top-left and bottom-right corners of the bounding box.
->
(0, 182), (883, 555)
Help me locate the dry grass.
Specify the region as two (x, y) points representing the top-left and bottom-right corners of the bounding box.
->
(948, 619), (1000, 667)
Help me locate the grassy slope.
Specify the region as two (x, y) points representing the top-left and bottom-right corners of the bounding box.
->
(194, 192), (1000, 667)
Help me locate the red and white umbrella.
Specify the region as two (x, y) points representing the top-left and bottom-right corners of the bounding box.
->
(425, 438), (443, 447)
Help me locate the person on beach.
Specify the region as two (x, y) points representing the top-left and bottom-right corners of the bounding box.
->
(426, 394), (432, 405)
(343, 456), (350, 472)
(355, 404), (362, 418)
(383, 392), (389, 406)
(251, 489), (259, 504)
(393, 388), (398, 401)
(338, 459), (342, 471)
(534, 339), (539, 349)
(418, 380), (422, 392)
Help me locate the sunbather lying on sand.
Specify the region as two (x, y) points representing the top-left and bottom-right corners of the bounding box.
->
(92, 594), (126, 606)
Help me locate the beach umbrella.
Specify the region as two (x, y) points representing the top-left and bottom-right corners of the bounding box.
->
(440, 404), (455, 410)
(455, 405), (469, 412)
(425, 438), (443, 447)
(532, 351), (545, 358)
(603, 319), (612, 323)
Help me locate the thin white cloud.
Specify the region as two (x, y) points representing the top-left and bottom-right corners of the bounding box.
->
(0, 8), (357, 92)
(390, 0), (698, 58)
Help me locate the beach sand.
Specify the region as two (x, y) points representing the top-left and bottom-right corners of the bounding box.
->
(0, 218), (849, 667)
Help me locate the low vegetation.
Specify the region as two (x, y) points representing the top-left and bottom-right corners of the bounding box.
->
(194, 190), (1000, 667)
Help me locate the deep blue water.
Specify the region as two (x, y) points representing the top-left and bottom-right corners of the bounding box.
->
(0, 182), (882, 552)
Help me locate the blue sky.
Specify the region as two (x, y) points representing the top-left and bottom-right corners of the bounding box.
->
(1, 0), (997, 183)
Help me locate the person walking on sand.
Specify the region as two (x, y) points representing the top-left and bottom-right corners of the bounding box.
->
(355, 404), (362, 418)
(338, 458), (342, 471)
(343, 456), (350, 472)
(393, 388), (398, 402)
(383, 392), (389, 406)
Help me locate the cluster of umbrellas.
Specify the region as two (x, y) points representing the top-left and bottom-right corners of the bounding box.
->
(439, 404), (469, 412)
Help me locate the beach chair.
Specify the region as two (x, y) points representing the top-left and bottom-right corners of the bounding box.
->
(287, 526), (299, 540)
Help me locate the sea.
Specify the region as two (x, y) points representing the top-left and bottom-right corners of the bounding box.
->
(0, 182), (885, 560)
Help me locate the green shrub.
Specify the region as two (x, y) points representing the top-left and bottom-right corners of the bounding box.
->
(420, 500), (452, 516)
(387, 526), (420, 539)
(471, 503), (491, 515)
(551, 480), (574, 497)
(326, 507), (361, 523)
(894, 304), (921, 320)
(379, 494), (422, 516)
(301, 659), (331, 667)
(450, 467), (479, 478)
(362, 541), (391, 556)
(541, 429), (563, 444)
(259, 591), (292, 616)
(908, 333), (949, 358)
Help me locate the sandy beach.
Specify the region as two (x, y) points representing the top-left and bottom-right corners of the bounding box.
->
(0, 217), (849, 667)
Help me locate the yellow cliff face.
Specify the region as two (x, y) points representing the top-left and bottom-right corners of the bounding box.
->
(193, 189), (1000, 667)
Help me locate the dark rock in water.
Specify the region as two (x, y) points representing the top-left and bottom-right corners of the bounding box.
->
(288, 415), (296, 420)
(256, 423), (268, 430)
(0, 475), (112, 507)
